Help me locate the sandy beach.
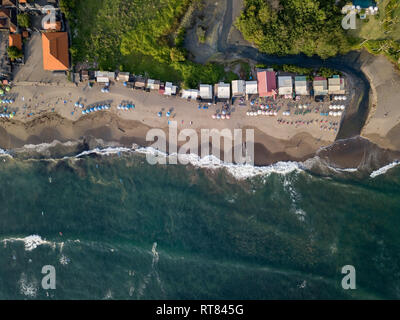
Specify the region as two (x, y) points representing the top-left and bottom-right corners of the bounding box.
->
(0, 79), (341, 165)
(0, 48), (399, 169)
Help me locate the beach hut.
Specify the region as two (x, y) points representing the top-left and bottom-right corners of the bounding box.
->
(295, 76), (308, 96)
(117, 72), (130, 82)
(199, 84), (213, 101)
(231, 80), (245, 97)
(328, 76), (346, 95)
(245, 81), (258, 96)
(164, 82), (177, 96)
(215, 82), (231, 101)
(278, 76), (293, 96)
(134, 77), (146, 90)
(181, 89), (199, 100)
(81, 70), (89, 81)
(313, 77), (329, 96)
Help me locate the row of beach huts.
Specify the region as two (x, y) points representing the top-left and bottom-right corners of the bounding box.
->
(75, 69), (345, 102)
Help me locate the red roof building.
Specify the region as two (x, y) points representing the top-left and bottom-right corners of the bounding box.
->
(257, 70), (277, 97)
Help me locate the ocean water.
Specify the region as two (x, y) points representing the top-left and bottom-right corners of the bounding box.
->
(0, 146), (399, 300)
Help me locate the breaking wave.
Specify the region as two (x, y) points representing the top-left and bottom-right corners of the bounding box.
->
(370, 161), (400, 178)
(1, 235), (52, 251)
(4, 140), (400, 180)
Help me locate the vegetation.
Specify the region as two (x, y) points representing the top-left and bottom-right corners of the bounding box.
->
(349, 0), (400, 68)
(7, 46), (23, 61)
(236, 0), (353, 59)
(196, 25), (207, 43)
(59, 0), (230, 88)
(256, 63), (340, 79)
(17, 13), (30, 29)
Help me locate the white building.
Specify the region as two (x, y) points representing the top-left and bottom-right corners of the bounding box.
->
(181, 89), (199, 100)
(278, 76), (293, 95)
(232, 80), (245, 97)
(199, 84), (213, 100)
(117, 72), (130, 82)
(245, 81), (258, 95)
(164, 82), (177, 95)
(295, 76), (308, 96)
(216, 82), (231, 100)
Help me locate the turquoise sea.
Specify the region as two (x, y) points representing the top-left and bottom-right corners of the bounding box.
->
(0, 146), (399, 300)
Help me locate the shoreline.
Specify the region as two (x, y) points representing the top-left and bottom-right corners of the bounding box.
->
(1, 48), (399, 173)
(1, 110), (400, 178)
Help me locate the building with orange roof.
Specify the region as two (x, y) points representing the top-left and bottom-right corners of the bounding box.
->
(0, 8), (16, 32)
(9, 33), (21, 50)
(42, 32), (69, 71)
(1, 0), (17, 7)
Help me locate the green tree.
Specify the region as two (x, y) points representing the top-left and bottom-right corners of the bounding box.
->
(17, 13), (30, 29)
(7, 46), (23, 61)
(170, 47), (186, 62)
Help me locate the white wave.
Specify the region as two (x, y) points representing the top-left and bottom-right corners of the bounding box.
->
(74, 146), (133, 158)
(0, 148), (13, 158)
(18, 273), (38, 298)
(135, 146), (304, 180)
(1, 235), (52, 251)
(336, 168), (358, 172)
(370, 161), (400, 178)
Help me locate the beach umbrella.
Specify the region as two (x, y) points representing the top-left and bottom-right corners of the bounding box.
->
(5, 86), (10, 92)
(221, 114), (226, 120)
(82, 110), (86, 114)
(123, 82), (127, 87)
(0, 89), (4, 95)
(257, 110), (262, 115)
(226, 115), (230, 120)
(212, 114), (216, 119)
(217, 114), (221, 119)
(75, 102), (79, 107)
(158, 112), (162, 117)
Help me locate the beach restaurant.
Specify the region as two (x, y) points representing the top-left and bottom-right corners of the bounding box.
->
(295, 76), (308, 96)
(181, 89), (199, 100)
(146, 79), (161, 91)
(328, 76), (346, 95)
(313, 77), (329, 96)
(278, 76), (293, 96)
(117, 72), (130, 82)
(215, 82), (231, 102)
(199, 84), (213, 101)
(134, 76), (146, 89)
(164, 82), (177, 96)
(245, 80), (258, 100)
(257, 70), (277, 99)
(232, 80), (246, 97)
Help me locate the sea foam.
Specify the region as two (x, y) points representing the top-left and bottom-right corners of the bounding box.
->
(1, 235), (52, 251)
(370, 161), (400, 178)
